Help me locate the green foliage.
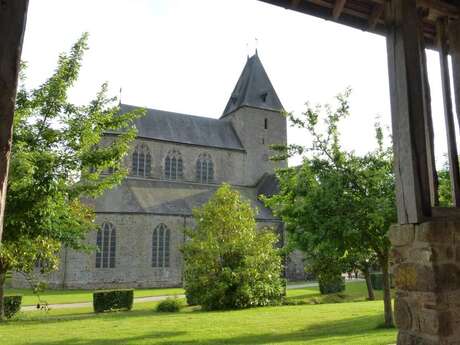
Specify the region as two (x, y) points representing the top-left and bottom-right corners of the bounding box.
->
(182, 184), (283, 311)
(0, 33), (143, 294)
(3, 296), (22, 319)
(319, 276), (345, 295)
(93, 289), (134, 313)
(156, 298), (182, 312)
(264, 89), (395, 277)
(438, 160), (452, 207)
(263, 89), (396, 326)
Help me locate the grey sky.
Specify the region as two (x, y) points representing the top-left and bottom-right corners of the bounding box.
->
(22, 0), (453, 166)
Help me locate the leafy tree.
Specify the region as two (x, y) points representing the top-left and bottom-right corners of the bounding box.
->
(264, 90), (396, 327)
(182, 184), (283, 310)
(0, 33), (143, 319)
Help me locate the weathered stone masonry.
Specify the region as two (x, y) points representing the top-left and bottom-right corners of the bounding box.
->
(390, 221), (460, 345)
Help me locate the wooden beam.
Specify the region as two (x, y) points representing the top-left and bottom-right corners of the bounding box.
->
(418, 13), (439, 207)
(371, 0), (460, 18)
(385, 0), (432, 224)
(368, 3), (384, 30)
(449, 19), (460, 151)
(437, 18), (460, 206)
(0, 0), (29, 242)
(332, 0), (347, 20)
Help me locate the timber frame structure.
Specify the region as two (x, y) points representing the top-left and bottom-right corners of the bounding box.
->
(261, 0), (460, 225)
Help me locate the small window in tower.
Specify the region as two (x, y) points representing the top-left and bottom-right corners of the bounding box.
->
(261, 92), (268, 102)
(264, 118), (268, 130)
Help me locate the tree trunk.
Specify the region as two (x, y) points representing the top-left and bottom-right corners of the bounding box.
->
(363, 265), (375, 301)
(0, 0), (29, 242)
(379, 253), (394, 328)
(0, 269), (6, 321)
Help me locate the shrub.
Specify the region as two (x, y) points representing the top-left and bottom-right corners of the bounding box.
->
(4, 295), (22, 319)
(318, 275), (345, 294)
(182, 184), (284, 310)
(156, 298), (182, 312)
(93, 289), (133, 313)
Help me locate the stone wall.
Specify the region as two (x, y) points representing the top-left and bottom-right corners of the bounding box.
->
(13, 214), (305, 289)
(225, 106), (288, 186)
(390, 220), (460, 345)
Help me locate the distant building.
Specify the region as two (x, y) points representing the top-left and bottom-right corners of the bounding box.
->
(13, 53), (305, 289)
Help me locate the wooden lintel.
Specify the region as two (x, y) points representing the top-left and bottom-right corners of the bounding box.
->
(333, 0), (347, 20)
(385, 0), (432, 224)
(0, 0), (29, 242)
(369, 4), (384, 30)
(372, 0), (460, 19)
(437, 18), (460, 207)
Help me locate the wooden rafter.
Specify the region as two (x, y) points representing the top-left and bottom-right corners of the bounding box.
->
(333, 0), (347, 20)
(368, 3), (384, 30)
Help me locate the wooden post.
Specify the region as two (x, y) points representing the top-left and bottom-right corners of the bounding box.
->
(385, 0), (431, 224)
(0, 0), (29, 242)
(438, 18), (460, 206)
(450, 19), (460, 141)
(419, 12), (439, 207)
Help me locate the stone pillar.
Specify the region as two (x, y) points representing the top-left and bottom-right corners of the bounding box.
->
(390, 221), (460, 344)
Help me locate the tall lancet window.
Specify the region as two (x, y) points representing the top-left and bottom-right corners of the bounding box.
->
(132, 144), (151, 177)
(164, 150), (183, 180)
(152, 223), (170, 268)
(96, 222), (116, 268)
(196, 153), (214, 184)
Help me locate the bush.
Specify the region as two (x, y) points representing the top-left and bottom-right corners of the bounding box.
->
(183, 184), (284, 310)
(156, 298), (182, 312)
(318, 275), (345, 294)
(4, 295), (22, 319)
(93, 289), (133, 313)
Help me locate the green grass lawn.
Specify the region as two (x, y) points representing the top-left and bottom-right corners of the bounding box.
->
(286, 280), (391, 304)
(0, 281), (396, 344)
(5, 287), (185, 306)
(0, 300), (396, 345)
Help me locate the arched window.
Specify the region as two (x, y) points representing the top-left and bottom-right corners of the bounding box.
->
(164, 150), (183, 180)
(196, 153), (214, 184)
(96, 222), (116, 268)
(152, 224), (170, 268)
(132, 144), (151, 177)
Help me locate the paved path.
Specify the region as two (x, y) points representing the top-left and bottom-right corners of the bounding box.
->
(21, 280), (363, 312)
(21, 294), (186, 312)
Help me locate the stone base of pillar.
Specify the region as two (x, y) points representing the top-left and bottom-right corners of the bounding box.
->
(390, 221), (460, 345)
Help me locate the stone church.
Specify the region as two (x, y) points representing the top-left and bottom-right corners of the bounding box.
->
(13, 53), (305, 289)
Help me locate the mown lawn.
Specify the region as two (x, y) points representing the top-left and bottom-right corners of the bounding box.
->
(0, 300), (396, 345)
(0, 281), (397, 344)
(5, 287), (185, 306)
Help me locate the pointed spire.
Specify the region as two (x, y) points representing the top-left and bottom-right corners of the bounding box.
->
(222, 53), (283, 117)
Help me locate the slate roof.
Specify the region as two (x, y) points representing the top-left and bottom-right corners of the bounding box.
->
(120, 104), (244, 151)
(92, 179), (278, 221)
(222, 53), (284, 117)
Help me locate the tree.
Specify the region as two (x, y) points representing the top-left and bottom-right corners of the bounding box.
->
(264, 89), (396, 327)
(0, 33), (143, 319)
(182, 184), (284, 310)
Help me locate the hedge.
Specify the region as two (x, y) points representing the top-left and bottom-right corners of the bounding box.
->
(318, 275), (345, 295)
(93, 289), (133, 313)
(4, 295), (22, 319)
